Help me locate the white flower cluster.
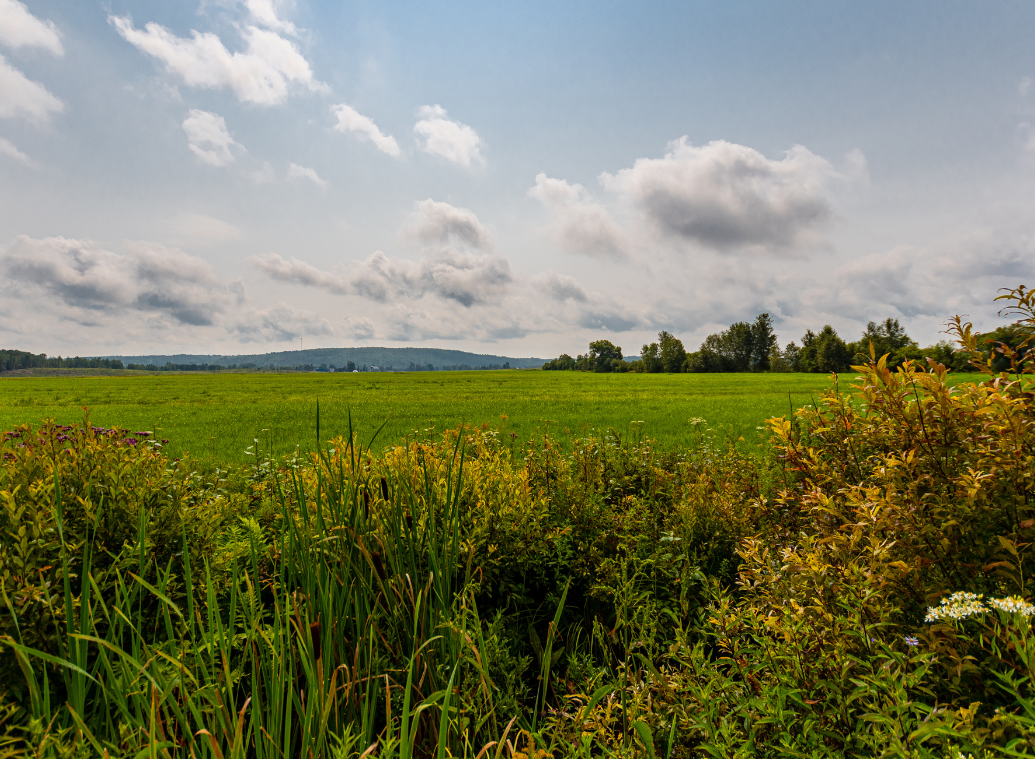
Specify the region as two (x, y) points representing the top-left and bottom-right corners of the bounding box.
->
(989, 596), (1035, 617)
(925, 592), (986, 622)
(926, 591), (1035, 622)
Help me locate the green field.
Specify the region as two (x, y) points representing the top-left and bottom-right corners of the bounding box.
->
(0, 370), (837, 462)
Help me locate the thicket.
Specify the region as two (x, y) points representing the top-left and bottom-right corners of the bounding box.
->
(0, 351), (124, 373)
(2, 286), (1035, 757)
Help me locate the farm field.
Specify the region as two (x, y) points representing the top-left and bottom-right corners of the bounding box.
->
(0, 370), (837, 462)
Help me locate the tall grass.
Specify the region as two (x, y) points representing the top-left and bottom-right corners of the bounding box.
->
(1, 417), (547, 757)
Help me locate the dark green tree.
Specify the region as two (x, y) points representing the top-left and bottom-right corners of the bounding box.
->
(588, 340), (623, 372)
(799, 326), (851, 373)
(658, 331), (687, 373)
(640, 342), (662, 373)
(750, 313), (778, 371)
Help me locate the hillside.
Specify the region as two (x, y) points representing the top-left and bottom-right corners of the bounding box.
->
(103, 347), (547, 370)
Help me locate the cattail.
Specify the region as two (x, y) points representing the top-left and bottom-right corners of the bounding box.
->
(362, 489), (370, 519)
(379, 476), (389, 501)
(405, 512), (414, 532)
(371, 550), (386, 581)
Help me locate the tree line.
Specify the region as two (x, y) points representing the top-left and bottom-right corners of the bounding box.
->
(0, 349), (124, 372)
(543, 314), (1029, 373)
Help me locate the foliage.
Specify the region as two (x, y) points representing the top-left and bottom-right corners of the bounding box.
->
(685, 313), (778, 373)
(641, 331), (687, 374)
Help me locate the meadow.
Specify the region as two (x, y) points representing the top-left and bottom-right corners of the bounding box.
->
(0, 370), (836, 463)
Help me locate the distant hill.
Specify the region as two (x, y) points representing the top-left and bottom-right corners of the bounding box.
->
(103, 347), (548, 371)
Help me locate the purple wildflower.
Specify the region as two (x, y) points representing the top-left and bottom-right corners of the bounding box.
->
(904, 636), (920, 647)
(120, 437), (138, 446)
(134, 431), (152, 437)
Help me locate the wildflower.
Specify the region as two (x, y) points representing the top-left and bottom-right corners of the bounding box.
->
(904, 636), (919, 647)
(925, 591), (986, 622)
(989, 596), (1035, 617)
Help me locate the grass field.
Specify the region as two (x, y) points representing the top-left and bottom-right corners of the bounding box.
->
(0, 370), (837, 463)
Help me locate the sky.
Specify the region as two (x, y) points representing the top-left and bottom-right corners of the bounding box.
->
(1, 0), (1034, 359)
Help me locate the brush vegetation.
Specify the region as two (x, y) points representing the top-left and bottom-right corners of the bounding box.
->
(1, 286), (1034, 757)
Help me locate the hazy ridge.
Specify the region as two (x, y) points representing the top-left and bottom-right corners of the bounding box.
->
(102, 347), (548, 369)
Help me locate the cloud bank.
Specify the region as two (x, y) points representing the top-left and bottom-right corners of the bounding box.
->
(0, 236), (236, 326)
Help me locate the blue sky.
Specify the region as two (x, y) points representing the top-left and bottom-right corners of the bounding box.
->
(2, 0), (1034, 358)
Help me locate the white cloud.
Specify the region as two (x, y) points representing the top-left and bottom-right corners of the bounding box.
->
(0, 236), (235, 326)
(182, 109), (243, 166)
(287, 162), (328, 187)
(331, 103), (400, 156)
(0, 52), (62, 121)
(413, 104), (483, 167)
(242, 0), (298, 36)
(254, 252), (349, 293)
(405, 199), (491, 249)
(0, 0), (62, 55)
(111, 15), (323, 106)
(256, 248), (512, 307)
(0, 135), (32, 165)
(529, 173), (629, 259)
(600, 138), (840, 254)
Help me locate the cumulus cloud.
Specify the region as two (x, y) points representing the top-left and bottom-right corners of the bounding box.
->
(405, 199), (492, 249)
(0, 53), (62, 121)
(600, 138), (839, 253)
(182, 109), (243, 166)
(414, 104), (483, 167)
(0, 0), (62, 54)
(254, 252), (349, 294)
(111, 14), (323, 106)
(529, 173), (629, 259)
(0, 135), (32, 165)
(256, 248), (512, 307)
(0, 236), (235, 326)
(331, 103), (400, 157)
(287, 162), (328, 187)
